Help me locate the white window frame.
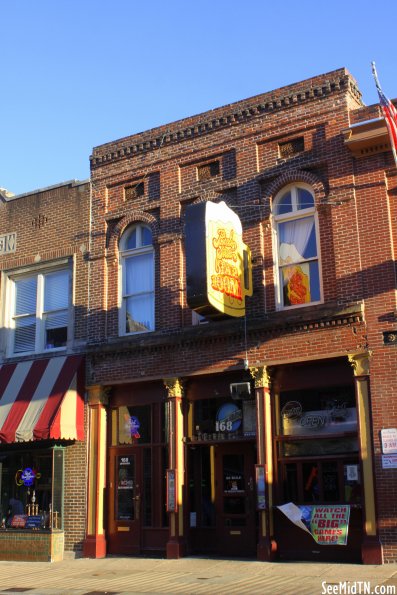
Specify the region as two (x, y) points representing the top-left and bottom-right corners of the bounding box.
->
(4, 261), (72, 357)
(272, 183), (323, 311)
(119, 224), (155, 336)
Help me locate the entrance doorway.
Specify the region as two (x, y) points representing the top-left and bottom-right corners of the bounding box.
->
(107, 448), (142, 555)
(188, 441), (257, 557)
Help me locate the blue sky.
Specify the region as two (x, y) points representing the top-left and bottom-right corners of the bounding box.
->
(1, 1), (396, 196)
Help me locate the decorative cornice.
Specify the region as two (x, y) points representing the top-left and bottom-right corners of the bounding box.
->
(87, 302), (363, 359)
(91, 71), (358, 168)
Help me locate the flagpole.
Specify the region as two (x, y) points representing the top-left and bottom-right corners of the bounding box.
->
(371, 61), (397, 168)
(371, 62), (381, 93)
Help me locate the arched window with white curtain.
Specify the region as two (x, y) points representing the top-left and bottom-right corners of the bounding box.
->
(120, 224), (154, 334)
(273, 184), (322, 309)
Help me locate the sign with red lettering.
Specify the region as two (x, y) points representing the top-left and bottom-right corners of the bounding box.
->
(278, 503), (350, 545)
(185, 201), (252, 318)
(10, 514), (28, 528)
(381, 428), (397, 454)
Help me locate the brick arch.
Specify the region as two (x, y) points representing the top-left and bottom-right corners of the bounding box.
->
(109, 211), (159, 253)
(262, 169), (327, 211)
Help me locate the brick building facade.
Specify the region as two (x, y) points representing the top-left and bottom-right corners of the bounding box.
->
(0, 180), (90, 560)
(0, 67), (396, 564)
(84, 67), (397, 564)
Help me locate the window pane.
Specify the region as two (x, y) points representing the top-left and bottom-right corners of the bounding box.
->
(308, 261), (321, 302)
(45, 311), (68, 349)
(15, 277), (37, 315)
(278, 217), (316, 264)
(125, 254), (154, 295)
(276, 191), (292, 215)
(118, 405), (151, 444)
(116, 455), (135, 520)
(282, 438), (358, 457)
(52, 449), (64, 529)
(45, 310), (68, 329)
(278, 386), (357, 437)
(303, 463), (320, 502)
(323, 462), (340, 502)
(297, 188), (314, 210)
(141, 227), (152, 246)
(44, 272), (69, 311)
(125, 228), (137, 250)
(200, 447), (215, 527)
(143, 448), (152, 526)
(125, 295), (154, 332)
(14, 316), (36, 353)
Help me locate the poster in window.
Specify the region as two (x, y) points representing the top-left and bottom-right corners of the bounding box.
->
(278, 503), (350, 545)
(166, 469), (177, 512)
(256, 465), (266, 510)
(282, 263), (310, 306)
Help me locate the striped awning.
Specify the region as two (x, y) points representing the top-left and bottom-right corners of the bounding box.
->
(0, 355), (84, 444)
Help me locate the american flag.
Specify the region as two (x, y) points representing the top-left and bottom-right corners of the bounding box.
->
(372, 62), (397, 168)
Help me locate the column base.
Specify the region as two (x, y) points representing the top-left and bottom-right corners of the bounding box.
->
(166, 538), (185, 559)
(257, 537), (277, 561)
(362, 536), (383, 565)
(83, 534), (107, 558)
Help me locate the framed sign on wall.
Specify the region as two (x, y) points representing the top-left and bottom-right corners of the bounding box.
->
(166, 469), (177, 512)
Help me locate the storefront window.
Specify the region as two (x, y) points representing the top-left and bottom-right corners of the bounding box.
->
(118, 405), (151, 444)
(280, 437), (358, 457)
(0, 446), (64, 530)
(276, 385), (361, 505)
(192, 397), (256, 441)
(279, 386), (357, 437)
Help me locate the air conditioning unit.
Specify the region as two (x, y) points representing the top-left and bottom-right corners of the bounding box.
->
(230, 382), (251, 400)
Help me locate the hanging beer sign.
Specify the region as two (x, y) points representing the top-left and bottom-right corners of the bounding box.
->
(185, 201), (252, 319)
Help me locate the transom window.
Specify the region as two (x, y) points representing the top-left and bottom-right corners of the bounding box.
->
(9, 269), (70, 355)
(120, 224), (154, 334)
(273, 184), (321, 309)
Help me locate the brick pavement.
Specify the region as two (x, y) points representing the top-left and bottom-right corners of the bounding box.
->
(0, 557), (396, 595)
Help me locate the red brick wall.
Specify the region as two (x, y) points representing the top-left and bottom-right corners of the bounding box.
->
(0, 180), (90, 555)
(87, 68), (397, 561)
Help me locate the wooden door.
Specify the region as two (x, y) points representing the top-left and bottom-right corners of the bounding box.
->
(107, 449), (142, 555)
(214, 443), (257, 557)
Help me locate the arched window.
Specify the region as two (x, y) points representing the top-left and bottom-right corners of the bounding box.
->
(273, 184), (322, 309)
(120, 224), (154, 334)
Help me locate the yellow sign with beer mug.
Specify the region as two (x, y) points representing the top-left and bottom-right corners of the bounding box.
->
(205, 202), (252, 317)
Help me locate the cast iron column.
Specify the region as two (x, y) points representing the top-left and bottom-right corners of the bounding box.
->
(83, 384), (109, 558)
(250, 365), (276, 561)
(164, 378), (185, 558)
(348, 352), (383, 564)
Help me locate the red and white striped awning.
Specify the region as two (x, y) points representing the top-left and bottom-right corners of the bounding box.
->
(0, 355), (84, 444)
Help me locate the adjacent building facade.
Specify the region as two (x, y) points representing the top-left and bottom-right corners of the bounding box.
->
(0, 180), (90, 560)
(0, 67), (396, 563)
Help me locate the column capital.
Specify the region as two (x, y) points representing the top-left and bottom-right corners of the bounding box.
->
(164, 378), (184, 398)
(249, 366), (272, 389)
(87, 384), (110, 406)
(348, 352), (372, 377)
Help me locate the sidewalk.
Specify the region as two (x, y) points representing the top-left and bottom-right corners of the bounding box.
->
(0, 556), (396, 595)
